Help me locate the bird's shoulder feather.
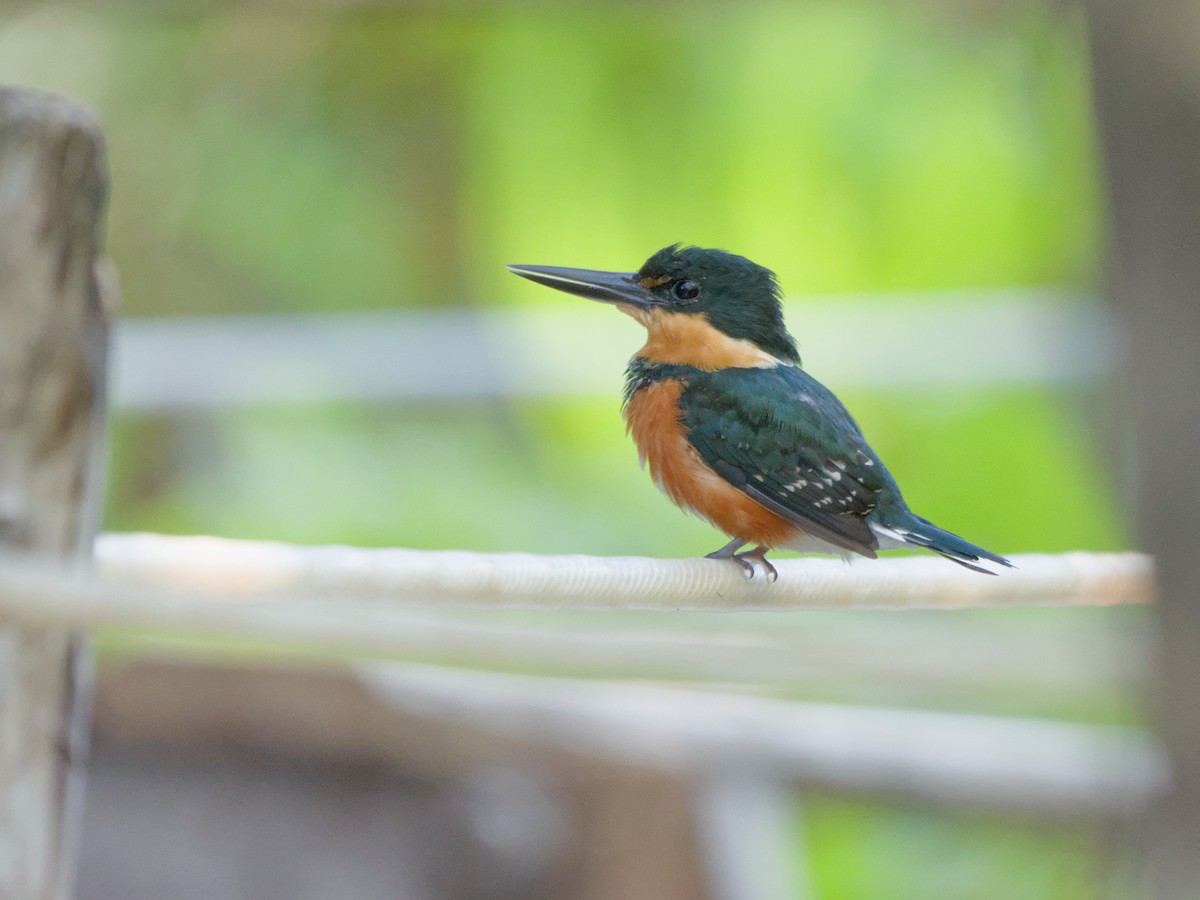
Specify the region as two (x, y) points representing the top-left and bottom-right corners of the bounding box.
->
(679, 365), (898, 557)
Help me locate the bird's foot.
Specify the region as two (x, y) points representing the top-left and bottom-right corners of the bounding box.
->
(705, 540), (776, 581)
(735, 545), (778, 583)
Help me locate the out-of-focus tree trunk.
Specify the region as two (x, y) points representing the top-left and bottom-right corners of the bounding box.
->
(1083, 3), (1200, 896)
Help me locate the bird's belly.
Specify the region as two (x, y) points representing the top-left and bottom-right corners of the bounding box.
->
(623, 380), (799, 548)
(776, 532), (858, 559)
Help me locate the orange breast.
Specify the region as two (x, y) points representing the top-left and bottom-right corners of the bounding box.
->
(623, 379), (799, 548)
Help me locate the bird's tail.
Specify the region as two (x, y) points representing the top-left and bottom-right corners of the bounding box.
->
(875, 511), (1013, 575)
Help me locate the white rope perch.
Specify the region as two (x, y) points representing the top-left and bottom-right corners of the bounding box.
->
(90, 533), (1152, 612)
(0, 535), (1153, 655)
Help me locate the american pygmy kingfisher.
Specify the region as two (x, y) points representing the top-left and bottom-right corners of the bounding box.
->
(508, 245), (1011, 580)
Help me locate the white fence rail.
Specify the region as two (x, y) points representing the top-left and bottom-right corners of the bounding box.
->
(110, 294), (1117, 410)
(362, 662), (1165, 819)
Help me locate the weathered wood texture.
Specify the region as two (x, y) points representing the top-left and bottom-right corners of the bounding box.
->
(1083, 3), (1200, 896)
(0, 88), (110, 900)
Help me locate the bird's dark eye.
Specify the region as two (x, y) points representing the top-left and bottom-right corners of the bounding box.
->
(673, 280), (700, 302)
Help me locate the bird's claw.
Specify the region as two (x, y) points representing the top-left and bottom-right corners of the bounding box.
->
(736, 547), (778, 583)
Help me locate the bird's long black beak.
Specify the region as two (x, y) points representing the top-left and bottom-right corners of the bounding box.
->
(506, 264), (664, 309)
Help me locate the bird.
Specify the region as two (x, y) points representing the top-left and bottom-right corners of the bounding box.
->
(507, 244), (1011, 581)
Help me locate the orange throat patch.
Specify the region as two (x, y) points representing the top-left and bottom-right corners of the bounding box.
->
(622, 379), (799, 548)
(619, 306), (787, 371)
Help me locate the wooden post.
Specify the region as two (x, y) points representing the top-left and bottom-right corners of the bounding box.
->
(0, 88), (111, 899)
(1083, 3), (1200, 896)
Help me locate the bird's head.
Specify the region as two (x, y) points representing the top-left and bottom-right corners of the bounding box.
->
(507, 245), (800, 368)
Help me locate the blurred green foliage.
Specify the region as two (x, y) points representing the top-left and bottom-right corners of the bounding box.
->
(0, 3), (1136, 897)
(0, 1), (1120, 553)
(804, 795), (1129, 899)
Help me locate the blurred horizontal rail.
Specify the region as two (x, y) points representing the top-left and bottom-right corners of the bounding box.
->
(111, 290), (1116, 410)
(94, 596), (1146, 701)
(360, 662), (1164, 819)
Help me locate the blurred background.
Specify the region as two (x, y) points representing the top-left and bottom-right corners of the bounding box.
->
(0, 2), (1152, 899)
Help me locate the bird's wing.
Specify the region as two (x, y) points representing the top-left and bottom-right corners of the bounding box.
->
(680, 366), (890, 557)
